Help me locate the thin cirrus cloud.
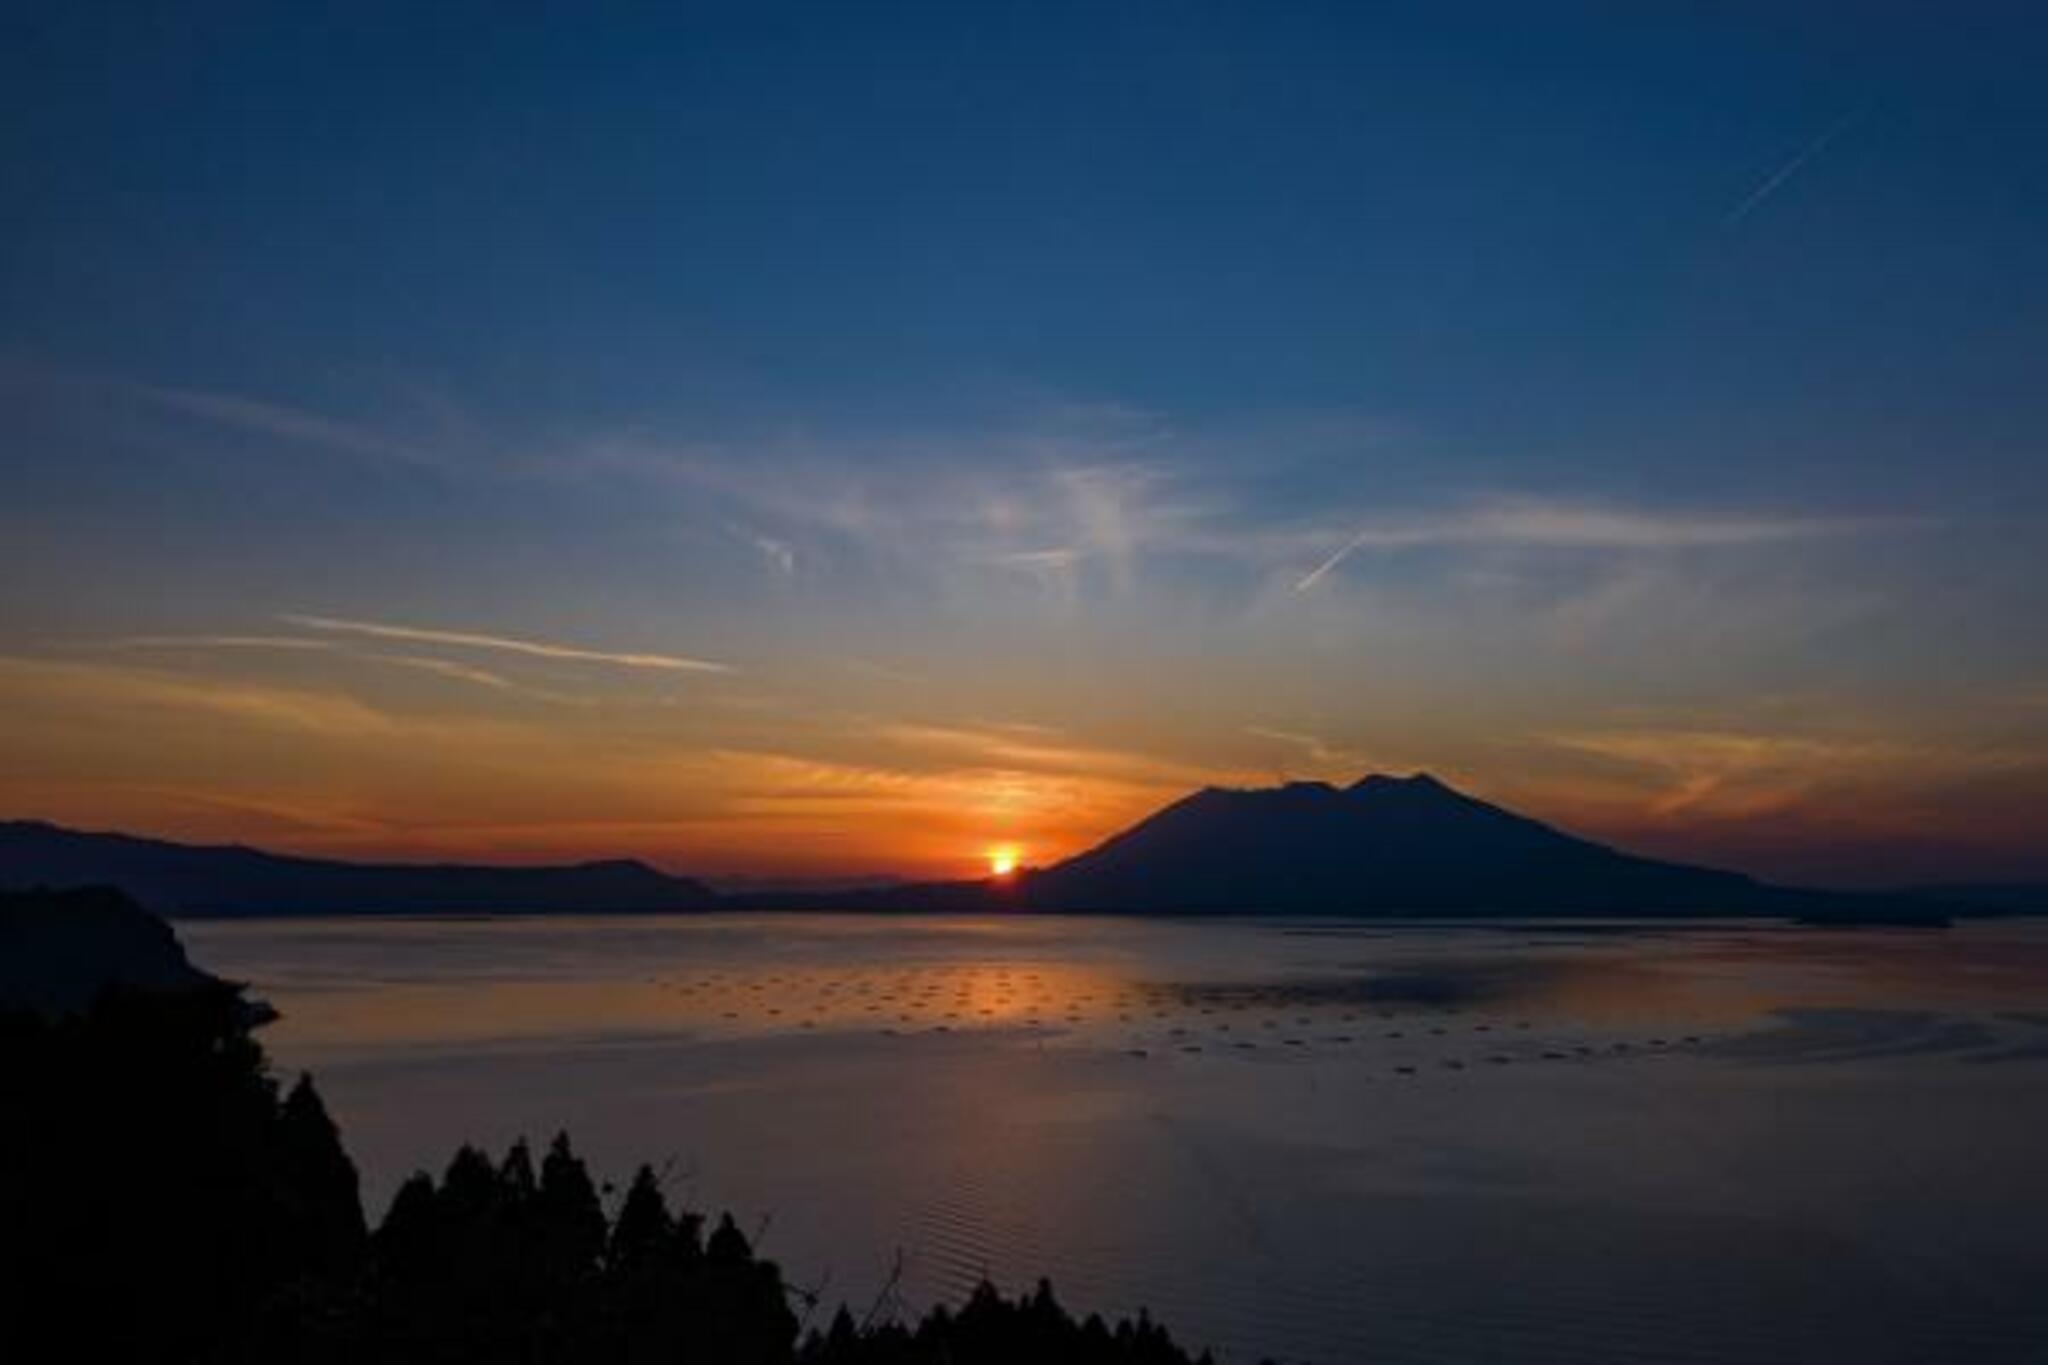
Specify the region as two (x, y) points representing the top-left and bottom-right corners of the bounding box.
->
(281, 615), (733, 674)
(113, 379), (1905, 611)
(363, 654), (525, 695)
(105, 634), (344, 653)
(99, 633), (577, 702)
(135, 385), (449, 469)
(362, 654), (585, 707)
(1291, 499), (1902, 592)
(111, 376), (1919, 619)
(1243, 725), (1383, 773)
(874, 721), (1240, 794)
(985, 548), (1087, 572)
(552, 422), (1188, 589)
(1535, 724), (1948, 823)
(0, 653), (397, 740)
(739, 529), (798, 579)
(572, 432), (1897, 606)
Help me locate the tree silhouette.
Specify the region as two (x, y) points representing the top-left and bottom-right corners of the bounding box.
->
(1, 888), (1235, 1364)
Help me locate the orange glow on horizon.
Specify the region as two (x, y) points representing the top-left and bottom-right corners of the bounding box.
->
(6, 647), (2046, 888)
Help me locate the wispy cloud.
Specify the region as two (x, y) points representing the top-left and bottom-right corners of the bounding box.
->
(136, 386), (446, 469)
(95, 632), (585, 703)
(985, 547), (1086, 572)
(105, 634), (343, 653)
(737, 528), (797, 578)
(1244, 725), (1382, 774)
(119, 381), (1918, 630)
(397, 401), (1910, 614)
(282, 615), (734, 673)
(875, 721), (1238, 792)
(0, 655), (397, 740)
(580, 426), (1904, 619)
(1539, 725), (1927, 820)
(545, 407), (1207, 602)
(1292, 498), (1896, 591)
(364, 653), (574, 701)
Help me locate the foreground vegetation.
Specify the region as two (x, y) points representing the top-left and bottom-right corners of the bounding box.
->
(0, 891), (1215, 1364)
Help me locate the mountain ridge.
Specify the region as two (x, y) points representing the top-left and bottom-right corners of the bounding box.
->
(1, 775), (1994, 920)
(0, 819), (716, 916)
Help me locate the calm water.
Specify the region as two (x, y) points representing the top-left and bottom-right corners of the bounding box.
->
(184, 913), (2048, 1364)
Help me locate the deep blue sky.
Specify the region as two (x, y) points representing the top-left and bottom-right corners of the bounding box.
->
(3, 3), (2046, 883)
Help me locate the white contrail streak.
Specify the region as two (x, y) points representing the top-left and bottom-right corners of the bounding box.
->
(1724, 111), (1861, 226)
(1292, 530), (1376, 592)
(282, 614), (732, 673)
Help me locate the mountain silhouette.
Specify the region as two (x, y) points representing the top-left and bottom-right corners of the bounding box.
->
(0, 820), (716, 916)
(1903, 882), (2048, 913)
(6, 779), (1960, 919)
(1000, 772), (1786, 913)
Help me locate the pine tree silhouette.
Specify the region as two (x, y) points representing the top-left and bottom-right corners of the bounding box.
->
(1, 889), (1237, 1364)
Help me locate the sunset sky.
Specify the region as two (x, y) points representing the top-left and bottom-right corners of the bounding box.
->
(4, 4), (2046, 886)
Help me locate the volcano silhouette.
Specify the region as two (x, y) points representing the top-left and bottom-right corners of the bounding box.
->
(1005, 772), (1785, 914)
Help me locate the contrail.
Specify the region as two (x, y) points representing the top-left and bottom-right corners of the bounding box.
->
(282, 614), (733, 673)
(1292, 529), (1376, 592)
(1723, 110), (1861, 226)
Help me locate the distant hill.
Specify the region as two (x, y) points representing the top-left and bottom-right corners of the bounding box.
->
(1906, 883), (2048, 914)
(0, 820), (717, 917)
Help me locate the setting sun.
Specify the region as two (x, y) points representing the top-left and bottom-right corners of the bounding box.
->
(987, 847), (1021, 877)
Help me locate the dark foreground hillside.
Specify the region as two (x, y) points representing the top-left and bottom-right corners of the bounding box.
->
(0, 888), (1217, 1364)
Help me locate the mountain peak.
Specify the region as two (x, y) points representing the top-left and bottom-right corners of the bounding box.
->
(1348, 770), (1455, 795)
(1029, 768), (1769, 914)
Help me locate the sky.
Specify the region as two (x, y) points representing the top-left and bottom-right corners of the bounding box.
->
(3, 2), (2046, 886)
